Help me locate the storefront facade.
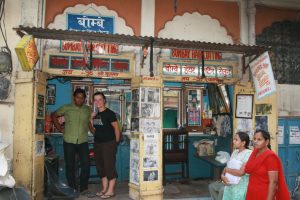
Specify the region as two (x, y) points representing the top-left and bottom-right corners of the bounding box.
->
(1, 0), (300, 199)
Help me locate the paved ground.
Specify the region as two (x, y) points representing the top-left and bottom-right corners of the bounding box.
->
(74, 179), (212, 200)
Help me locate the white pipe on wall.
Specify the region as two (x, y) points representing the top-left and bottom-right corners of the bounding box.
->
(238, 0), (249, 44)
(247, 0), (256, 45)
(141, 0), (155, 36)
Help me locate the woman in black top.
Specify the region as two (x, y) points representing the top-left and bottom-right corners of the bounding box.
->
(90, 92), (120, 198)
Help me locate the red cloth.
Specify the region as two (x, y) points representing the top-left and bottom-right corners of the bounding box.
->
(245, 149), (290, 200)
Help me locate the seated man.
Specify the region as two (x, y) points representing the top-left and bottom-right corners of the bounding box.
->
(208, 181), (224, 200)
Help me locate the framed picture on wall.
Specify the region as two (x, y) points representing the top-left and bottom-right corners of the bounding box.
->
(46, 84), (56, 105)
(235, 94), (253, 119)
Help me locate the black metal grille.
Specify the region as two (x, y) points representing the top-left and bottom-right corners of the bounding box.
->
(257, 21), (300, 84)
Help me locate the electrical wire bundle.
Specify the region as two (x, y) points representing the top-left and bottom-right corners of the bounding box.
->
(0, 0), (12, 100)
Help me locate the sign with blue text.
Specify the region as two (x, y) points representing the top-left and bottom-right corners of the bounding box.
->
(67, 13), (114, 33)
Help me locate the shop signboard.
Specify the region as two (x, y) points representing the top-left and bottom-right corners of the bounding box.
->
(250, 51), (276, 99)
(216, 66), (233, 78)
(182, 64), (199, 76)
(61, 41), (118, 55)
(161, 60), (236, 83)
(171, 48), (222, 60)
(45, 53), (133, 79)
(162, 63), (181, 76)
(204, 66), (216, 77)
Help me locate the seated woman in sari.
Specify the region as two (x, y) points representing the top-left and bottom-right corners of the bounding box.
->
(224, 130), (290, 200)
(208, 131), (252, 200)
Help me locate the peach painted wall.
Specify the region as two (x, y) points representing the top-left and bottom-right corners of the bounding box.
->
(256, 6), (299, 36)
(45, 0), (141, 35)
(155, 0), (240, 42)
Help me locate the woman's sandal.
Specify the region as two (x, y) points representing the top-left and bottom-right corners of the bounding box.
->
(96, 191), (105, 197)
(100, 194), (116, 199)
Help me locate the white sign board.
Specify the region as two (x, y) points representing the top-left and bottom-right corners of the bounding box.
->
(278, 126), (284, 145)
(250, 52), (276, 99)
(289, 126), (300, 144)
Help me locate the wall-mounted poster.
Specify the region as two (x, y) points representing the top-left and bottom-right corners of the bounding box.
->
(143, 170), (158, 181)
(130, 139), (139, 154)
(46, 84), (56, 105)
(187, 89), (201, 126)
(144, 141), (158, 156)
(130, 155), (139, 185)
(35, 140), (44, 156)
(140, 118), (160, 133)
(235, 94), (253, 119)
(132, 102), (139, 118)
(236, 118), (253, 133)
(278, 126), (284, 145)
(131, 118), (139, 132)
(255, 116), (268, 131)
(141, 103), (160, 118)
(37, 95), (45, 118)
(132, 89), (139, 102)
(289, 126), (300, 144)
(36, 119), (45, 134)
(256, 104), (272, 115)
(140, 88), (160, 103)
(143, 157), (158, 168)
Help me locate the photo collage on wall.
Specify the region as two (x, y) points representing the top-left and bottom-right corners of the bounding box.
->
(140, 87), (161, 182)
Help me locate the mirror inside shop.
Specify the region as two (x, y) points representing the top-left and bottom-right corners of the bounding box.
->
(44, 77), (233, 185)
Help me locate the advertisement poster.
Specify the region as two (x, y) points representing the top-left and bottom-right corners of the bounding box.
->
(250, 52), (276, 99)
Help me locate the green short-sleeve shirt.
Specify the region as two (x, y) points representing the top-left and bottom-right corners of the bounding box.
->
(56, 104), (92, 144)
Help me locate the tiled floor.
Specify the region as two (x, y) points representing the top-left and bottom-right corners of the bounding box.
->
(75, 179), (212, 200)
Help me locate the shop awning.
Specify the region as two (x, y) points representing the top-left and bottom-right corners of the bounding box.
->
(14, 26), (270, 56)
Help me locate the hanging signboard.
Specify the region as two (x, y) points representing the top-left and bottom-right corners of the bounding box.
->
(43, 53), (133, 79)
(15, 35), (39, 71)
(67, 13), (114, 33)
(250, 52), (276, 99)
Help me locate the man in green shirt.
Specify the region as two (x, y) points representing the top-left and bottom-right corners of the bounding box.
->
(52, 88), (93, 193)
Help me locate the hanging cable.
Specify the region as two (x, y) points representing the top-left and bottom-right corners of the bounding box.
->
(201, 51), (206, 79)
(149, 38), (154, 77)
